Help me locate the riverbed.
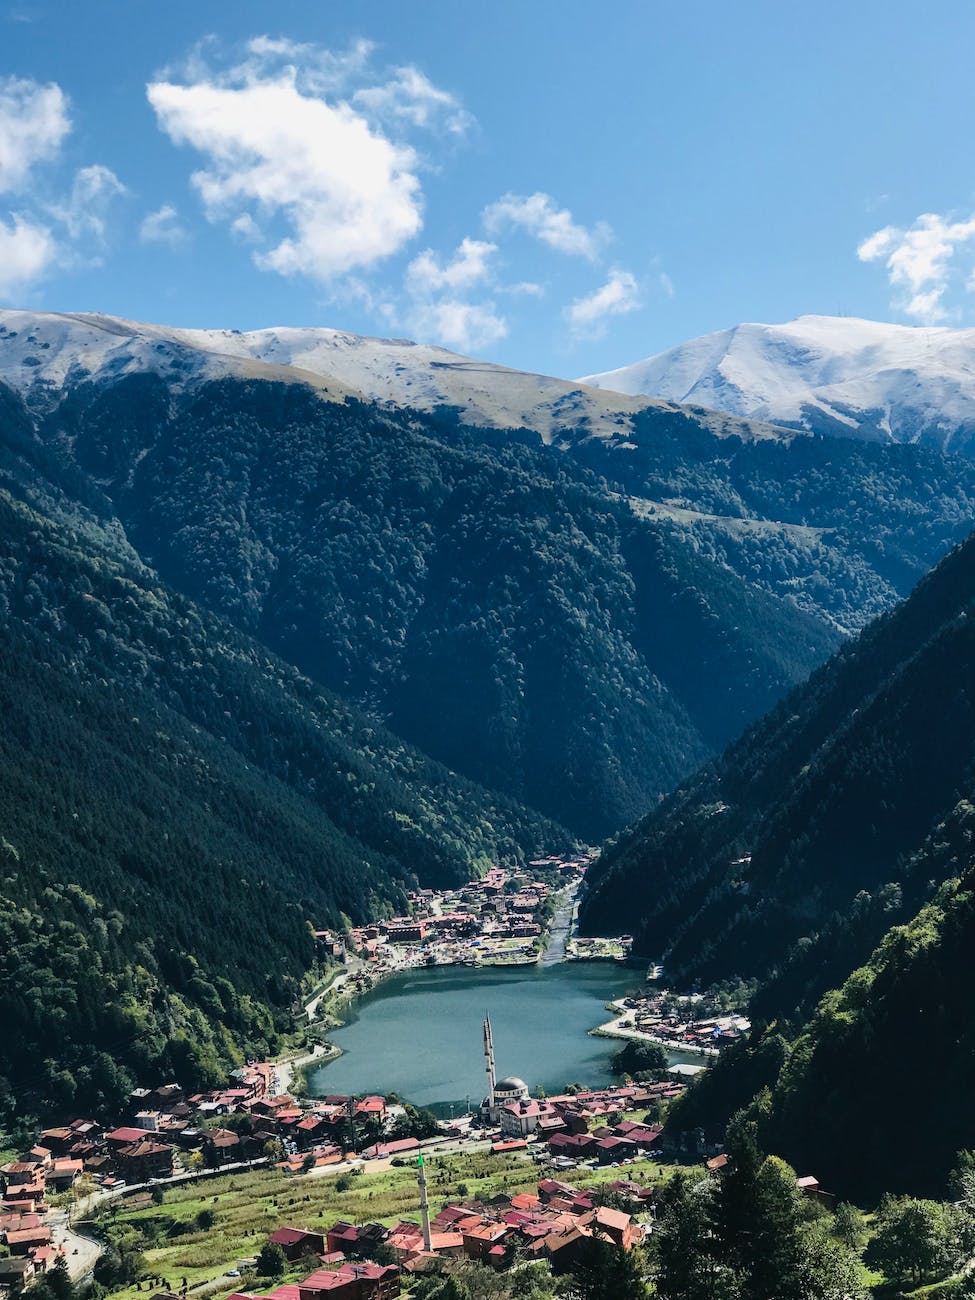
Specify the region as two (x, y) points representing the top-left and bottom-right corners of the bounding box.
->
(306, 961), (699, 1114)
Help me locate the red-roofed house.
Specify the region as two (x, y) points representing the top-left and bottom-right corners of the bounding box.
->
(115, 1138), (173, 1180)
(354, 1098), (387, 1121)
(594, 1135), (637, 1165)
(325, 1223), (360, 1255)
(268, 1228), (326, 1262)
(585, 1206), (643, 1250)
(105, 1127), (148, 1149)
(360, 1138), (419, 1161)
(48, 1159), (83, 1190)
(5, 1225), (52, 1254)
(298, 1262), (399, 1300)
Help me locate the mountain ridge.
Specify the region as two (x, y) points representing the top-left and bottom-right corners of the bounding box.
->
(0, 307), (792, 445)
(7, 312), (975, 835)
(581, 314), (975, 454)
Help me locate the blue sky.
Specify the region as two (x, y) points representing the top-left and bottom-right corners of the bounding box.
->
(2, 0), (974, 376)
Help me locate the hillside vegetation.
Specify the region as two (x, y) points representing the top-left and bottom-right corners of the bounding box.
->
(0, 485), (563, 1121)
(11, 371), (975, 837)
(581, 528), (975, 1015)
(579, 522), (975, 1199)
(669, 817), (975, 1201)
(5, 375), (848, 837)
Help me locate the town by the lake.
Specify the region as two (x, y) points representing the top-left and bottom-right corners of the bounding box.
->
(0, 853), (755, 1300)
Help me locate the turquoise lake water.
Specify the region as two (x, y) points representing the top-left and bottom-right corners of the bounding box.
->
(307, 961), (696, 1113)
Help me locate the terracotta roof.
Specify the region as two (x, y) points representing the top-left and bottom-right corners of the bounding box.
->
(6, 1226), (52, 1246)
(105, 1127), (147, 1144)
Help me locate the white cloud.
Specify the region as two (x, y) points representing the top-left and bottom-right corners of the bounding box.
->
(0, 75), (69, 194)
(147, 39), (475, 286)
(0, 215), (56, 296)
(406, 237), (496, 295)
(353, 66), (472, 136)
(230, 212), (262, 243)
(0, 77), (124, 296)
(57, 164), (126, 242)
(565, 268), (641, 338)
(148, 68), (424, 282)
(503, 281), (545, 298)
(139, 203), (189, 247)
(240, 36), (376, 96)
(402, 237), (506, 352)
(213, 37), (470, 137)
(858, 211), (975, 323)
(409, 299), (507, 353)
(483, 192), (609, 262)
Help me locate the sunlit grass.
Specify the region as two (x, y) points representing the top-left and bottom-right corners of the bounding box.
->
(94, 1148), (679, 1300)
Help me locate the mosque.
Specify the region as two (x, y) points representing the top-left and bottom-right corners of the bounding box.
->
(479, 1015), (530, 1124)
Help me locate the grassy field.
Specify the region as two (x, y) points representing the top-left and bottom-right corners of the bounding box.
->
(90, 1148), (679, 1300)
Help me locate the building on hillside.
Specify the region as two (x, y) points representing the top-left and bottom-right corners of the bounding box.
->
(0, 1257), (35, 1291)
(297, 1262), (400, 1300)
(268, 1228), (326, 1262)
(114, 1137), (173, 1181)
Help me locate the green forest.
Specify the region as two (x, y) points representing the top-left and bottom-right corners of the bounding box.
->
(582, 522), (975, 1200)
(581, 525), (975, 1016)
(13, 370), (975, 838)
(0, 485), (563, 1121)
(667, 844), (975, 1201)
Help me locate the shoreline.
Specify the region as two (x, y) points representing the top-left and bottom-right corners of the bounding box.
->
(590, 998), (719, 1058)
(292, 882), (637, 1098)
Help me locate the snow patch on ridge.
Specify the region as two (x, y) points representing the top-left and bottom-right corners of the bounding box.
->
(581, 315), (975, 453)
(0, 308), (791, 446)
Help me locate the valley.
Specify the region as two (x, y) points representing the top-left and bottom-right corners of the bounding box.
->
(6, 314), (975, 1296)
(6, 8), (975, 1298)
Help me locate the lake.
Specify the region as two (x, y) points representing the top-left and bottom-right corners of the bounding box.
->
(306, 961), (697, 1114)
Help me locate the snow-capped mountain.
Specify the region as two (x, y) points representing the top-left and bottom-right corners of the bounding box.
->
(0, 308), (783, 445)
(580, 315), (975, 454)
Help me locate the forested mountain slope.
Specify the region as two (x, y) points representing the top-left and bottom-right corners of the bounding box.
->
(580, 527), (975, 1023)
(6, 348), (975, 836)
(766, 846), (975, 1199)
(668, 806), (975, 1201)
(0, 483), (563, 1121)
(0, 374), (846, 838)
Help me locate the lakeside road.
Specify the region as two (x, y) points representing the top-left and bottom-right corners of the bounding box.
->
(274, 1042), (329, 1096)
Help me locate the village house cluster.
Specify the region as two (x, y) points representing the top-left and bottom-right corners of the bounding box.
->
(314, 857), (595, 987)
(492, 1080), (684, 1164)
(0, 1161), (62, 1290)
(606, 993), (751, 1054)
(220, 1172), (650, 1300)
(209, 1160), (830, 1300)
(0, 852), (698, 1298)
(0, 1065), (275, 1288)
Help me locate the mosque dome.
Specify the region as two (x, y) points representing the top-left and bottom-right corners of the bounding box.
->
(494, 1076), (529, 1094)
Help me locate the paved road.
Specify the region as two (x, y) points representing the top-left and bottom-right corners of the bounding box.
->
(48, 1208), (101, 1282)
